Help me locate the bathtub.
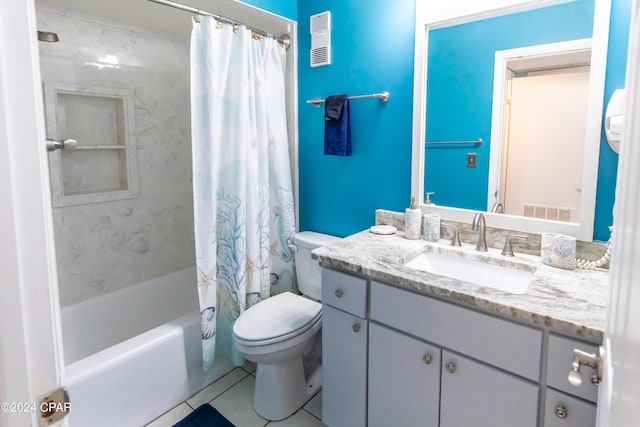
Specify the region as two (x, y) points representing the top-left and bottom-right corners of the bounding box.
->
(61, 268), (235, 427)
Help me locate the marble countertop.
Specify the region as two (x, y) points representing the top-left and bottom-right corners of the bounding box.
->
(312, 230), (609, 341)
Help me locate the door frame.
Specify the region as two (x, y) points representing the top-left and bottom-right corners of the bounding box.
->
(487, 38), (593, 216)
(597, 0), (640, 424)
(0, 1), (66, 426)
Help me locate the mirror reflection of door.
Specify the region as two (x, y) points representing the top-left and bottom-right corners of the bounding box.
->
(499, 53), (590, 223)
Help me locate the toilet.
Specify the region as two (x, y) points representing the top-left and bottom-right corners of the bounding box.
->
(232, 231), (340, 421)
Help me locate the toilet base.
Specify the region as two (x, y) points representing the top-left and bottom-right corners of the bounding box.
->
(254, 356), (311, 421)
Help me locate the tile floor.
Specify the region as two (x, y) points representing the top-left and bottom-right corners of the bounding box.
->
(145, 362), (325, 427)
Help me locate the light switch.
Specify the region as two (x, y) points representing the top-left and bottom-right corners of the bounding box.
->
(467, 153), (477, 168)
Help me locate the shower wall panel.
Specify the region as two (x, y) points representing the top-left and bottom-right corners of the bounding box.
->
(37, 9), (194, 305)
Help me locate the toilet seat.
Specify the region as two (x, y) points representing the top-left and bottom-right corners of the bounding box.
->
(233, 292), (322, 347)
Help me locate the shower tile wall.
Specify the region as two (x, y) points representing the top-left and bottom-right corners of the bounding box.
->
(37, 9), (194, 305)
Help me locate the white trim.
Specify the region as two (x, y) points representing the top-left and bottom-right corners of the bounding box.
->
(411, 0), (611, 240)
(415, 0), (569, 29)
(0, 0), (66, 426)
(486, 38), (596, 239)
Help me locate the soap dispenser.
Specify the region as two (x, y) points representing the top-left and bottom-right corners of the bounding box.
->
(425, 192), (436, 206)
(405, 197), (421, 240)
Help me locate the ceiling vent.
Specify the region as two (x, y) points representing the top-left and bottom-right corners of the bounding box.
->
(310, 11), (331, 67)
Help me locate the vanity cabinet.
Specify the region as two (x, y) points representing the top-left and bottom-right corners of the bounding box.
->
(322, 269), (369, 427)
(368, 281), (539, 427)
(321, 267), (601, 427)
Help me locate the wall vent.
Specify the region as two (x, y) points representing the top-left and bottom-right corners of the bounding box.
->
(523, 203), (572, 222)
(310, 11), (331, 67)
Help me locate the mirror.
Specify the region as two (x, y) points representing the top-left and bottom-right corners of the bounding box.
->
(411, 0), (610, 240)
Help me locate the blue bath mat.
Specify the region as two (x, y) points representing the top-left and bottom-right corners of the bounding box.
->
(172, 404), (235, 427)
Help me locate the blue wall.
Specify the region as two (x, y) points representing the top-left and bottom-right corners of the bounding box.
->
(242, 0), (296, 21)
(595, 0), (632, 241)
(296, 0), (630, 241)
(425, 0), (594, 212)
(297, 0), (416, 237)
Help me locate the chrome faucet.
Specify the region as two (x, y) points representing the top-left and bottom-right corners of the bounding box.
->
(471, 212), (488, 252)
(491, 202), (504, 213)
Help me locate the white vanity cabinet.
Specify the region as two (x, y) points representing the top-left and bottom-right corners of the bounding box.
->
(321, 267), (601, 427)
(369, 280), (539, 427)
(322, 269), (369, 427)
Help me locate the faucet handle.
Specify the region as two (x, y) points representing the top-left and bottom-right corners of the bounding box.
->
(501, 234), (528, 257)
(441, 223), (461, 247)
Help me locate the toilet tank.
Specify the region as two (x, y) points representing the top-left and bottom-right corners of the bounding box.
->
(293, 231), (340, 301)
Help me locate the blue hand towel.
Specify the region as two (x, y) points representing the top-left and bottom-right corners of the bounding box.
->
(324, 95), (352, 156)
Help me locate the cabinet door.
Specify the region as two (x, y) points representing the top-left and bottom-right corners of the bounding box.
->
(440, 350), (539, 427)
(368, 322), (441, 427)
(322, 305), (368, 427)
(543, 388), (596, 427)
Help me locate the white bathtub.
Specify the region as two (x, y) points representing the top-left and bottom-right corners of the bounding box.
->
(61, 268), (235, 427)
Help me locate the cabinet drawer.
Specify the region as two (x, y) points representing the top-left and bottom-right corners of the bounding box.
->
(544, 388), (596, 427)
(322, 268), (368, 318)
(371, 281), (542, 381)
(546, 334), (600, 403)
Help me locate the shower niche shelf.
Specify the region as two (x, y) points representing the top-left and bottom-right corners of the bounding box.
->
(44, 82), (139, 207)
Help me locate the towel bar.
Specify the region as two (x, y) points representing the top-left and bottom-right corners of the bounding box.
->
(425, 138), (482, 147)
(307, 91), (390, 108)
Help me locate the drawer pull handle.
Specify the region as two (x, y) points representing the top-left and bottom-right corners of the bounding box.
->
(554, 405), (568, 419)
(352, 323), (361, 333)
(445, 362), (456, 374)
(335, 289), (344, 298)
(422, 354), (433, 365)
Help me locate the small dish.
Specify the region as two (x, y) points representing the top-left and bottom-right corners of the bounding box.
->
(370, 225), (397, 235)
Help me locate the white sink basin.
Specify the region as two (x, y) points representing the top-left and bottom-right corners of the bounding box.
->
(404, 252), (535, 294)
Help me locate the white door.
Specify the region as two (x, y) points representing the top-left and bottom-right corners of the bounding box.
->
(503, 69), (589, 221)
(0, 1), (66, 426)
(596, 0), (640, 425)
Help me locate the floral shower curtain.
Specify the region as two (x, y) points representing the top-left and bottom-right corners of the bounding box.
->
(190, 17), (296, 370)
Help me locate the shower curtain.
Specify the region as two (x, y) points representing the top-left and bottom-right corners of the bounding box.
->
(190, 17), (296, 370)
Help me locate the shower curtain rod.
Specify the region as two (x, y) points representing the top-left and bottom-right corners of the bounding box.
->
(146, 0), (290, 49)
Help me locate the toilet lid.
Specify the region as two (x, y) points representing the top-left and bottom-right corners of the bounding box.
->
(233, 292), (322, 343)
